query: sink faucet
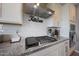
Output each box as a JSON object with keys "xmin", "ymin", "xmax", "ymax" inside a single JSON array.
[{"xmin": 16, "ymin": 30, "xmax": 21, "ymax": 38}]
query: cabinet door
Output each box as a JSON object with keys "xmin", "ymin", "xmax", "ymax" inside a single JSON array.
[
  {"xmin": 44, "ymin": 45, "xmax": 58, "ymax": 56},
  {"xmin": 64, "ymin": 40, "xmax": 69, "ymax": 56},
  {"xmin": 58, "ymin": 42, "xmax": 65, "ymax": 56},
  {"xmin": 29, "ymin": 45, "xmax": 58, "ymax": 56},
  {"xmin": 0, "ymin": 3, "xmax": 23, "ymax": 24},
  {"xmin": 29, "ymin": 40, "xmax": 69, "ymax": 56},
  {"xmin": 58, "ymin": 40, "xmax": 69, "ymax": 56},
  {"xmin": 69, "ymin": 5, "xmax": 76, "ymax": 24}
]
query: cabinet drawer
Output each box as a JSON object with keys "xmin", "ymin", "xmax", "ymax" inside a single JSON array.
[{"xmin": 30, "ymin": 45, "xmax": 58, "ymax": 56}]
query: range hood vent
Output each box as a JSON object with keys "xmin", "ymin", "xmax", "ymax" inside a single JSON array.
[{"xmin": 23, "ymin": 3, "xmax": 54, "ymax": 19}]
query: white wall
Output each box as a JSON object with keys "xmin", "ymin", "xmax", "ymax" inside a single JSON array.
[
  {"xmin": 0, "ymin": 3, "xmax": 62, "ymax": 38},
  {"xmin": 19, "ymin": 14, "xmax": 48, "ymax": 38},
  {"xmin": 0, "ymin": 15, "xmax": 56, "ymax": 43},
  {"xmin": 59, "ymin": 4, "xmax": 70, "ymax": 38},
  {"xmin": 0, "ymin": 4, "xmax": 71, "ymax": 41},
  {"xmin": 0, "ymin": 14, "xmax": 54, "ymax": 39},
  {"xmin": 47, "ymin": 16, "xmax": 54, "ymax": 27}
]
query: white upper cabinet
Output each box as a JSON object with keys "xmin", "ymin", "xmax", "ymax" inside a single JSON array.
[
  {"xmin": 69, "ymin": 4, "xmax": 76, "ymax": 24},
  {"xmin": 0, "ymin": 3, "xmax": 23, "ymax": 25},
  {"xmin": 47, "ymin": 4, "xmax": 62, "ymax": 27}
]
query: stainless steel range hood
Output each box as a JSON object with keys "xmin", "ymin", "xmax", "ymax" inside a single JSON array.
[{"xmin": 23, "ymin": 3, "xmax": 54, "ymax": 19}]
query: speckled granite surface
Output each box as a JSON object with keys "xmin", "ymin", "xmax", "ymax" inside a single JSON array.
[
  {"xmin": 0, "ymin": 37, "xmax": 69, "ymax": 56},
  {"xmin": 0, "ymin": 38, "xmax": 25, "ymax": 56}
]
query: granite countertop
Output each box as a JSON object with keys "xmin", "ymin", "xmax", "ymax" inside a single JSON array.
[
  {"xmin": 0, "ymin": 36, "xmax": 69, "ymax": 56},
  {"xmin": 21, "ymin": 36, "xmax": 69, "ymax": 56}
]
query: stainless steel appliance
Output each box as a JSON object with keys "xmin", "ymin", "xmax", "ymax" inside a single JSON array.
[
  {"xmin": 25, "ymin": 36, "xmax": 57, "ymax": 49},
  {"xmin": 69, "ymin": 24, "xmax": 76, "ymax": 48},
  {"xmin": 47, "ymin": 27, "xmax": 60, "ymax": 40}
]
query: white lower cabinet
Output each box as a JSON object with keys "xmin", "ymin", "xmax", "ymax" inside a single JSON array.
[
  {"xmin": 57, "ymin": 40, "xmax": 69, "ymax": 56},
  {"xmin": 29, "ymin": 40, "xmax": 69, "ymax": 56},
  {"xmin": 58, "ymin": 41, "xmax": 66, "ymax": 56},
  {"xmin": 30, "ymin": 45, "xmax": 58, "ymax": 56},
  {"xmin": 64, "ymin": 40, "xmax": 69, "ymax": 56}
]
